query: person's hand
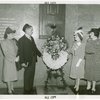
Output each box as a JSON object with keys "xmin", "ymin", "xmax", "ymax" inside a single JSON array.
[
  {"xmin": 21, "ymin": 63, "xmax": 28, "ymax": 68},
  {"xmin": 15, "ymin": 56, "xmax": 19, "ymax": 62},
  {"xmin": 76, "ymin": 59, "xmax": 82, "ymax": 67}
]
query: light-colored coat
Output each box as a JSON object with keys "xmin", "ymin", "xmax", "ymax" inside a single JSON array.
[
  {"xmin": 70, "ymin": 42, "xmax": 85, "ymax": 79},
  {"xmin": 1, "ymin": 39, "xmax": 18, "ymax": 82}
]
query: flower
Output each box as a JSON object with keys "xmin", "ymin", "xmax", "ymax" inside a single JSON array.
[{"xmin": 42, "ymin": 35, "xmax": 68, "ymax": 60}]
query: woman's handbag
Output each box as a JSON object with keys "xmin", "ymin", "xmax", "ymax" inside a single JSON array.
[
  {"xmin": 15, "ymin": 61, "xmax": 22, "ymax": 71},
  {"xmin": 15, "ymin": 56, "xmax": 22, "ymax": 71}
]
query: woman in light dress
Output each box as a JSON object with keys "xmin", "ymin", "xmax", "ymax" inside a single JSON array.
[
  {"xmin": 1, "ymin": 27, "xmax": 18, "ymax": 94},
  {"xmin": 69, "ymin": 28, "xmax": 85, "ymax": 94}
]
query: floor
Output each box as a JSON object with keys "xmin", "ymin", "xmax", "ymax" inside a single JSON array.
[
  {"xmin": 0, "ymin": 85, "xmax": 100, "ymax": 95},
  {"xmin": 36, "ymin": 85, "xmax": 74, "ymax": 95},
  {"xmin": 0, "ymin": 85, "xmax": 73, "ymax": 95},
  {"xmin": 70, "ymin": 85, "xmax": 100, "ymax": 95}
]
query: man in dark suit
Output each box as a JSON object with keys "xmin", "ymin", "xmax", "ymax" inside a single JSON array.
[{"xmin": 18, "ymin": 24, "xmax": 42, "ymax": 94}]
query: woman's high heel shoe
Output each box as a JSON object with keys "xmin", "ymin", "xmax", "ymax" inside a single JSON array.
[
  {"xmin": 74, "ymin": 88, "xmax": 79, "ymax": 94},
  {"xmin": 12, "ymin": 90, "xmax": 15, "ymax": 94},
  {"xmin": 74, "ymin": 90, "xmax": 79, "ymax": 95},
  {"xmin": 8, "ymin": 91, "xmax": 13, "ymax": 94},
  {"xmin": 91, "ymin": 89, "xmax": 96, "ymax": 94},
  {"xmin": 74, "ymin": 85, "xmax": 77, "ymax": 89},
  {"xmin": 86, "ymin": 88, "xmax": 91, "ymax": 94}
]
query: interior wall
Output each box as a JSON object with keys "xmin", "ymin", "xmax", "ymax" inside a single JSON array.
[{"xmin": 0, "ymin": 4, "xmax": 100, "ymax": 88}]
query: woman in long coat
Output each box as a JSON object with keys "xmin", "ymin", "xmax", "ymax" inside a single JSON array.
[
  {"xmin": 1, "ymin": 27, "xmax": 18, "ymax": 94},
  {"xmin": 70, "ymin": 28, "xmax": 85, "ymax": 94},
  {"xmin": 85, "ymin": 28, "xmax": 100, "ymax": 93}
]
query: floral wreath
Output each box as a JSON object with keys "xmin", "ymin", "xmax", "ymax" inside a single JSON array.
[{"xmin": 42, "ymin": 34, "xmax": 69, "ymax": 70}]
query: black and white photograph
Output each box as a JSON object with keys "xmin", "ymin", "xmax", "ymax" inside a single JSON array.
[{"xmin": 0, "ymin": 0, "xmax": 100, "ymax": 100}]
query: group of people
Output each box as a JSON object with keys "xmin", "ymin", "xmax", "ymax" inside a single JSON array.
[
  {"xmin": 1, "ymin": 23, "xmax": 100, "ymax": 95},
  {"xmin": 0, "ymin": 24, "xmax": 42, "ymax": 94},
  {"xmin": 69, "ymin": 27, "xmax": 100, "ymax": 94}
]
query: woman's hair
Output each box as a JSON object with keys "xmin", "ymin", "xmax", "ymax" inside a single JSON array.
[
  {"xmin": 88, "ymin": 28, "xmax": 100, "ymax": 38},
  {"xmin": 22, "ymin": 24, "xmax": 32, "ymax": 32},
  {"xmin": 4, "ymin": 27, "xmax": 16, "ymax": 39},
  {"xmin": 77, "ymin": 33, "xmax": 83, "ymax": 41}
]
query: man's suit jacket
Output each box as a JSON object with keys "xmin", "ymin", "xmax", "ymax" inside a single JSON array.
[{"xmin": 18, "ymin": 35, "xmax": 41, "ymax": 65}]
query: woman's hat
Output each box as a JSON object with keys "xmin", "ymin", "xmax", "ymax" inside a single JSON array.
[
  {"xmin": 88, "ymin": 28, "xmax": 99, "ymax": 34},
  {"xmin": 88, "ymin": 28, "xmax": 100, "ymax": 38},
  {"xmin": 74, "ymin": 27, "xmax": 84, "ymax": 41},
  {"xmin": 74, "ymin": 27, "xmax": 83, "ymax": 37},
  {"xmin": 5, "ymin": 27, "xmax": 16, "ymax": 34}
]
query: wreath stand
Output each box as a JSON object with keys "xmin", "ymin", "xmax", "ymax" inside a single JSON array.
[
  {"xmin": 42, "ymin": 51, "xmax": 68, "ymax": 93},
  {"xmin": 44, "ymin": 67, "xmax": 67, "ymax": 90}
]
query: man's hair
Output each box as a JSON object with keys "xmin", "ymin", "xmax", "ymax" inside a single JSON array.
[{"xmin": 22, "ymin": 24, "xmax": 32, "ymax": 32}]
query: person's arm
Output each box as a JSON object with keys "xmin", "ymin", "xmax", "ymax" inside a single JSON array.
[
  {"xmin": 76, "ymin": 44, "xmax": 85, "ymax": 67},
  {"xmin": 68, "ymin": 43, "xmax": 75, "ymax": 55},
  {"xmin": 0, "ymin": 43, "xmax": 5, "ymax": 57},
  {"xmin": 18, "ymin": 39, "xmax": 29, "ymax": 67},
  {"xmin": 32, "ymin": 37, "xmax": 42, "ymax": 57},
  {"xmin": 76, "ymin": 59, "xmax": 82, "ymax": 67},
  {"xmin": 85, "ymin": 41, "xmax": 95, "ymax": 54},
  {"xmin": 36, "ymin": 47, "xmax": 42, "ymax": 57},
  {"xmin": 18, "ymin": 39, "xmax": 25, "ymax": 64}
]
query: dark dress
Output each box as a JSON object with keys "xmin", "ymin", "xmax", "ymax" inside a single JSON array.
[
  {"xmin": 18, "ymin": 35, "xmax": 41, "ymax": 94},
  {"xmin": 85, "ymin": 39, "xmax": 100, "ymax": 81}
]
